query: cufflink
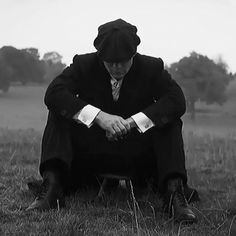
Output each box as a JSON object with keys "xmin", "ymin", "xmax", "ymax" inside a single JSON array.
[{"xmin": 81, "ymin": 116, "xmax": 87, "ymax": 123}]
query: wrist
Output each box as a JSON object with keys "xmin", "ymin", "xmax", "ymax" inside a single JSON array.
[
  {"xmin": 94, "ymin": 110, "xmax": 103, "ymax": 124},
  {"xmin": 127, "ymin": 117, "xmax": 137, "ymax": 129}
]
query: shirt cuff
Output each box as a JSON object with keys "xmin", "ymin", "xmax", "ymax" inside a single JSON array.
[
  {"xmin": 73, "ymin": 104, "xmax": 101, "ymax": 128},
  {"xmin": 131, "ymin": 112, "xmax": 155, "ymax": 133}
]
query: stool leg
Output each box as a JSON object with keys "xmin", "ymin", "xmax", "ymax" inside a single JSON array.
[{"xmin": 98, "ymin": 178, "xmax": 108, "ymax": 199}]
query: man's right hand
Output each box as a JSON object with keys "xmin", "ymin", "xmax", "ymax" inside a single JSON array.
[{"xmin": 94, "ymin": 111, "xmax": 131, "ymax": 140}]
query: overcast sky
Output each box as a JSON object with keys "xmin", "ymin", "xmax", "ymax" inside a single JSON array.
[{"xmin": 1, "ymin": 0, "xmax": 235, "ymax": 72}]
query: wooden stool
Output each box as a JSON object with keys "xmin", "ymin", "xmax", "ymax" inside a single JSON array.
[
  {"xmin": 98, "ymin": 173, "xmax": 139, "ymax": 233},
  {"xmin": 97, "ymin": 174, "xmax": 133, "ymax": 199}
]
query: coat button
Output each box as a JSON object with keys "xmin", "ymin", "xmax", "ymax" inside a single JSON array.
[
  {"xmin": 61, "ymin": 110, "xmax": 67, "ymax": 116},
  {"xmin": 161, "ymin": 117, "xmax": 168, "ymax": 124}
]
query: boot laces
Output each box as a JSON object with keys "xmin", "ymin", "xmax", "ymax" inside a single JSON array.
[
  {"xmin": 36, "ymin": 180, "xmax": 49, "ymax": 200},
  {"xmin": 173, "ymin": 189, "xmax": 188, "ymax": 207}
]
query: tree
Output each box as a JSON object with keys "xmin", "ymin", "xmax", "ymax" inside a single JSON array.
[
  {"xmin": 21, "ymin": 47, "xmax": 40, "ymax": 60},
  {"xmin": 169, "ymin": 52, "xmax": 233, "ymax": 120},
  {"xmin": 0, "ymin": 46, "xmax": 66, "ymax": 88},
  {"xmin": 0, "ymin": 56, "xmax": 11, "ymax": 92},
  {"xmin": 42, "ymin": 51, "xmax": 66, "ymax": 83},
  {"xmin": 20, "ymin": 48, "xmax": 45, "ymax": 84},
  {"xmin": 226, "ymin": 73, "xmax": 236, "ymax": 99},
  {"xmin": 0, "ymin": 46, "xmax": 45, "ymax": 85},
  {"xmin": 43, "ymin": 51, "xmax": 63, "ymax": 64}
]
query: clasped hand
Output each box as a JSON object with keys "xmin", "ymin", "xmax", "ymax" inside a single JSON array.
[{"xmin": 94, "ymin": 111, "xmax": 135, "ymax": 141}]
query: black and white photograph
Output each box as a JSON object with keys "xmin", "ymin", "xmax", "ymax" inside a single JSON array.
[{"xmin": 0, "ymin": 0, "xmax": 236, "ymax": 235}]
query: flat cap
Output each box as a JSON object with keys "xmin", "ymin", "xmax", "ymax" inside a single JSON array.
[{"xmin": 94, "ymin": 19, "xmax": 141, "ymax": 62}]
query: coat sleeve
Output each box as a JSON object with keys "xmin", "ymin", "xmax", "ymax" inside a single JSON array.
[
  {"xmin": 44, "ymin": 55, "xmax": 88, "ymax": 120},
  {"xmin": 142, "ymin": 58, "xmax": 186, "ymax": 128}
]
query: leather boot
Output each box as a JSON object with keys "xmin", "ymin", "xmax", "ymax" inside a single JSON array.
[
  {"xmin": 26, "ymin": 170, "xmax": 65, "ymax": 211},
  {"xmin": 164, "ymin": 178, "xmax": 197, "ymax": 223}
]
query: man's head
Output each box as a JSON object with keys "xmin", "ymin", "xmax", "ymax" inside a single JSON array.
[
  {"xmin": 94, "ymin": 19, "xmax": 140, "ymax": 62},
  {"xmin": 103, "ymin": 57, "xmax": 134, "ymax": 80},
  {"xmin": 94, "ymin": 19, "xmax": 140, "ymax": 78}
]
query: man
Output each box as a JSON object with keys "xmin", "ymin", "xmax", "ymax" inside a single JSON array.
[{"xmin": 27, "ymin": 19, "xmax": 198, "ymax": 223}]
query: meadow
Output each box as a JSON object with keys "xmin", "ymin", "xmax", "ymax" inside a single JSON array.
[{"xmin": 0, "ymin": 85, "xmax": 236, "ymax": 235}]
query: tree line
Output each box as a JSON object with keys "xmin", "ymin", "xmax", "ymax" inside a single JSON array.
[
  {"xmin": 0, "ymin": 46, "xmax": 65, "ymax": 92},
  {"xmin": 167, "ymin": 52, "xmax": 235, "ymax": 119},
  {"xmin": 0, "ymin": 46, "xmax": 235, "ymax": 119}
]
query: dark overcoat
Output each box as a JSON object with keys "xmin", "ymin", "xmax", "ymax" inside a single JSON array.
[{"xmin": 40, "ymin": 52, "xmax": 186, "ymax": 181}]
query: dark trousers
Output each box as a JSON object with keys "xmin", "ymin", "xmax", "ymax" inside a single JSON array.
[{"xmin": 40, "ymin": 112, "xmax": 187, "ymax": 193}]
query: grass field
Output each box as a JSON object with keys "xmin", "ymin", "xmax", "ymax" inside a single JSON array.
[
  {"xmin": 1, "ymin": 85, "xmax": 236, "ymax": 235},
  {"xmin": 0, "ymin": 85, "xmax": 47, "ymax": 130}
]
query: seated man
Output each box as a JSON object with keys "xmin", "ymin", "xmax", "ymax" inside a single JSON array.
[{"xmin": 27, "ymin": 19, "xmax": 198, "ymax": 222}]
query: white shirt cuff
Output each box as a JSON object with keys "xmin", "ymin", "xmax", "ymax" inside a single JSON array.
[
  {"xmin": 131, "ymin": 112, "xmax": 155, "ymax": 133},
  {"xmin": 73, "ymin": 105, "xmax": 101, "ymax": 128}
]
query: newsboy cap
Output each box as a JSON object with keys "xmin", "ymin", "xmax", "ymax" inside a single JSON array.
[{"xmin": 94, "ymin": 19, "xmax": 141, "ymax": 62}]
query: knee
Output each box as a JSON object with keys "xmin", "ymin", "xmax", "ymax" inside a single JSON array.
[{"xmin": 150, "ymin": 119, "xmax": 183, "ymax": 137}]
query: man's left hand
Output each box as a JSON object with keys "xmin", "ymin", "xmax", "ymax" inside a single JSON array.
[{"xmin": 106, "ymin": 117, "xmax": 137, "ymax": 141}]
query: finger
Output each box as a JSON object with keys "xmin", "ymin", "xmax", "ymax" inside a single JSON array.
[
  {"xmin": 107, "ymin": 135, "xmax": 116, "ymax": 141},
  {"xmin": 106, "ymin": 131, "xmax": 117, "ymax": 142},
  {"xmin": 112, "ymin": 124, "xmax": 123, "ymax": 137},
  {"xmin": 107, "ymin": 127, "xmax": 119, "ymax": 138},
  {"xmin": 106, "ymin": 130, "xmax": 115, "ymax": 138},
  {"xmin": 120, "ymin": 119, "xmax": 131, "ymax": 132},
  {"xmin": 115, "ymin": 119, "xmax": 129, "ymax": 135},
  {"xmin": 107, "ymin": 125, "xmax": 116, "ymax": 133},
  {"xmin": 116, "ymin": 123, "xmax": 127, "ymax": 136},
  {"xmin": 106, "ymin": 131, "xmax": 112, "ymax": 138},
  {"xmin": 108, "ymin": 134, "xmax": 118, "ymax": 141},
  {"xmin": 106, "ymin": 127, "xmax": 119, "ymax": 140}
]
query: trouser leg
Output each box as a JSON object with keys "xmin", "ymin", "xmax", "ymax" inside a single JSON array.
[
  {"xmin": 40, "ymin": 112, "xmax": 74, "ymax": 176},
  {"xmin": 39, "ymin": 112, "xmax": 107, "ymax": 192},
  {"xmin": 39, "ymin": 112, "xmax": 92, "ymax": 192},
  {"xmin": 151, "ymin": 119, "xmax": 187, "ymax": 193},
  {"xmin": 39, "ymin": 112, "xmax": 187, "ymax": 194}
]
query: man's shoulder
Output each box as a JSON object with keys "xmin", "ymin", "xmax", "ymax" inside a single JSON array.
[
  {"xmin": 68, "ymin": 52, "xmax": 102, "ymax": 74},
  {"xmin": 135, "ymin": 53, "xmax": 164, "ymax": 71},
  {"xmin": 72, "ymin": 52, "xmax": 98, "ymax": 65}
]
